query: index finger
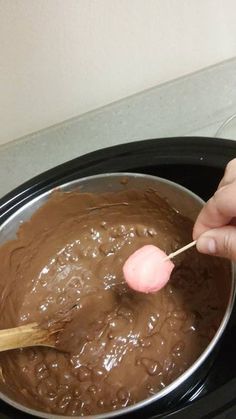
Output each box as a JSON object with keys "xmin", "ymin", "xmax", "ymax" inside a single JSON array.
[
  {"xmin": 219, "ymin": 158, "xmax": 236, "ymax": 188},
  {"xmin": 193, "ymin": 183, "xmax": 236, "ymax": 239}
]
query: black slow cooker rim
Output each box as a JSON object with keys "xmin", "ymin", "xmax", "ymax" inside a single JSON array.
[{"xmin": 1, "ymin": 136, "xmax": 235, "ymax": 222}]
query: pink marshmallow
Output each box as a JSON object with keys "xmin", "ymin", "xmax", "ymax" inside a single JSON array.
[{"xmin": 123, "ymin": 244, "xmax": 175, "ymax": 293}]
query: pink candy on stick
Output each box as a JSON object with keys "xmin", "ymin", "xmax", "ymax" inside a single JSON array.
[
  {"xmin": 123, "ymin": 245, "xmax": 174, "ymax": 293},
  {"xmin": 123, "ymin": 241, "xmax": 196, "ymax": 293}
]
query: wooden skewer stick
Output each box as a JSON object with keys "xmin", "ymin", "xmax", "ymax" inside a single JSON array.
[{"xmin": 163, "ymin": 240, "xmax": 197, "ymax": 262}]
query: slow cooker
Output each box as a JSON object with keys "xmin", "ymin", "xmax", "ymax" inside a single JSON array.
[{"xmin": 1, "ymin": 136, "xmax": 236, "ymax": 419}]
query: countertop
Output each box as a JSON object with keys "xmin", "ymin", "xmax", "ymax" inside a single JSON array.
[{"xmin": 1, "ymin": 57, "xmax": 236, "ymax": 199}]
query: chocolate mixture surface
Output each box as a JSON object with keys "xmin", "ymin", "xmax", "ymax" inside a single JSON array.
[{"xmin": 0, "ymin": 189, "xmax": 229, "ymax": 416}]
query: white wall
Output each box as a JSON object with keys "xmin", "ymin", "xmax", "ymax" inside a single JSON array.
[{"xmin": 1, "ymin": 0, "xmax": 236, "ymax": 145}]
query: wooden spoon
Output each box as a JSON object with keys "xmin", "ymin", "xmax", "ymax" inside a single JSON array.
[{"xmin": 0, "ymin": 322, "xmax": 59, "ymax": 352}]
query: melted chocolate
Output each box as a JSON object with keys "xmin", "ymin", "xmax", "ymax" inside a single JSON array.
[{"xmin": 0, "ymin": 189, "xmax": 229, "ymax": 416}]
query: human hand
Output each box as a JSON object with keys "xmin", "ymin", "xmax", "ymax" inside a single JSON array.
[{"xmin": 193, "ymin": 158, "xmax": 236, "ymax": 260}]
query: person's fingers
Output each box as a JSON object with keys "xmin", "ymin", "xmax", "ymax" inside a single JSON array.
[
  {"xmin": 193, "ymin": 182, "xmax": 236, "ymax": 240},
  {"xmin": 196, "ymin": 225, "xmax": 236, "ymax": 261},
  {"xmin": 218, "ymin": 158, "xmax": 236, "ymax": 188},
  {"xmin": 193, "ymin": 159, "xmax": 236, "ymax": 260}
]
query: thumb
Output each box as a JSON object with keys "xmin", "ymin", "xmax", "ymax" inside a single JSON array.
[{"xmin": 196, "ymin": 226, "xmax": 236, "ymax": 261}]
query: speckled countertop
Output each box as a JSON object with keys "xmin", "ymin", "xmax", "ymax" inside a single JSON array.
[{"xmin": 1, "ymin": 57, "xmax": 236, "ymax": 199}]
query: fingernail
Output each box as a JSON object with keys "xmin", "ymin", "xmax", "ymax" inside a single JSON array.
[{"xmin": 197, "ymin": 236, "xmax": 216, "ymax": 254}]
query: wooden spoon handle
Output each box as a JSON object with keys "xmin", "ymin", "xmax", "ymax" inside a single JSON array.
[{"xmin": 0, "ymin": 323, "xmax": 53, "ymax": 352}]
